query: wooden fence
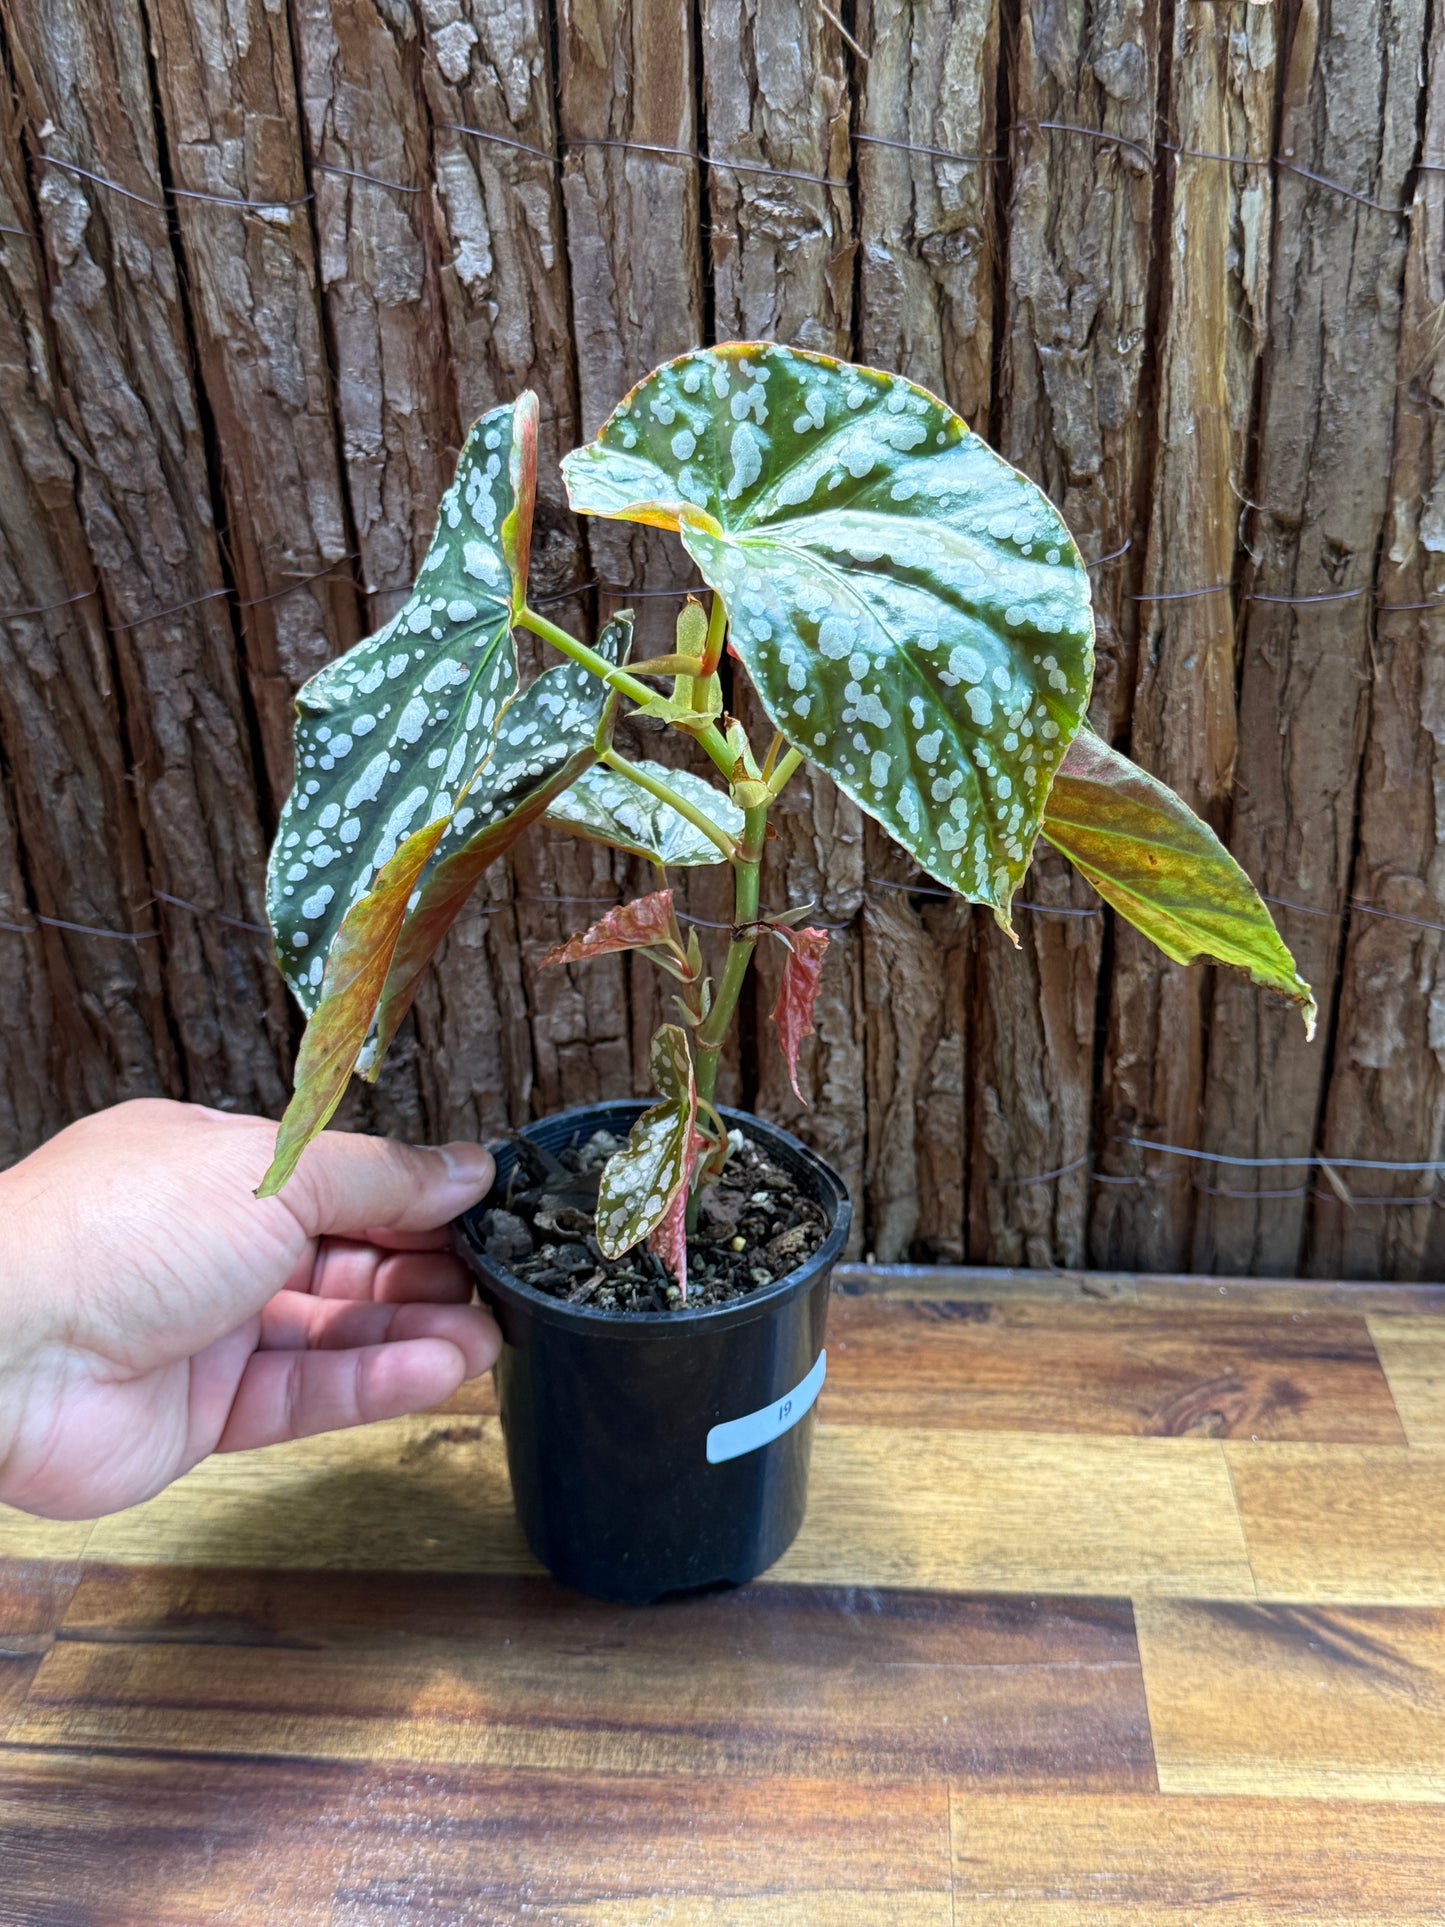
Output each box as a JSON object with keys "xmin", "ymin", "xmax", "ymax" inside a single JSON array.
[{"xmin": 0, "ymin": 0, "xmax": 1442, "ymax": 1278}]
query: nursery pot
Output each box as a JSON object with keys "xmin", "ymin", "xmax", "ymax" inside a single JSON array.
[{"xmin": 454, "ymin": 1100, "xmax": 851, "ymax": 1604}]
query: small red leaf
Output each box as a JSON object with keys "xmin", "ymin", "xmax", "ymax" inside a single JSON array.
[
  {"xmin": 540, "ymin": 888, "xmax": 676, "ymax": 967},
  {"xmin": 769, "ymin": 926, "xmax": 830, "ymax": 1105}
]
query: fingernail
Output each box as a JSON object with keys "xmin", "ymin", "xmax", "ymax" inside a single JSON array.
[{"xmin": 434, "ymin": 1141, "xmax": 495, "ymax": 1192}]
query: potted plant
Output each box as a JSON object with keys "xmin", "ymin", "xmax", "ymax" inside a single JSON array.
[{"xmin": 260, "ymin": 342, "xmax": 1313, "ymax": 1603}]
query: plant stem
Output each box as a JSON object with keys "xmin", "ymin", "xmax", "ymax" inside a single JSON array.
[
  {"xmin": 599, "ymin": 748, "xmax": 737, "ymax": 861},
  {"xmin": 516, "ymin": 606, "xmax": 657, "ymax": 710},
  {"xmin": 768, "ymin": 745, "xmax": 805, "ymax": 795},
  {"xmin": 699, "ymin": 590, "xmax": 728, "ymax": 682},
  {"xmin": 693, "ymin": 797, "xmax": 768, "ymax": 1111}
]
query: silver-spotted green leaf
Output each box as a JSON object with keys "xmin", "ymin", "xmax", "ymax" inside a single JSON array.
[
  {"xmin": 269, "ymin": 393, "xmax": 537, "ymax": 1016},
  {"xmin": 561, "ymin": 342, "xmax": 1094, "ymax": 921},
  {"xmin": 366, "ymin": 617, "xmax": 632, "ymax": 1066},
  {"xmin": 544, "ymin": 760, "xmax": 743, "ymax": 867},
  {"xmin": 595, "ymin": 1024, "xmax": 697, "ymax": 1259},
  {"xmin": 1042, "ymin": 727, "xmax": 1317, "ymax": 1036}
]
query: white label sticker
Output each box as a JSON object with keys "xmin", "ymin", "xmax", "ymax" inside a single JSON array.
[{"xmin": 706, "ymin": 1351, "xmax": 826, "ymax": 1465}]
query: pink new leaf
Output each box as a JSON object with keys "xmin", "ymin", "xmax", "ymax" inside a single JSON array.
[
  {"xmin": 769, "ymin": 926, "xmax": 830, "ymax": 1104},
  {"xmin": 647, "ymin": 1122, "xmax": 706, "ymax": 1303},
  {"xmin": 539, "ymin": 888, "xmax": 677, "ymax": 967}
]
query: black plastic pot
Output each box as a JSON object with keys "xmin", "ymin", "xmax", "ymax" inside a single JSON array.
[{"xmin": 453, "ymin": 1100, "xmax": 851, "ymax": 1604}]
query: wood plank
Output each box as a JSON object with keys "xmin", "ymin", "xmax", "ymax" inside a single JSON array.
[
  {"xmin": 835, "ymin": 1262, "xmax": 1445, "ymax": 1315},
  {"xmin": 967, "ymin": 0, "xmax": 1159, "ymax": 1270},
  {"xmin": 2, "ymin": 0, "xmax": 293, "ymax": 1114},
  {"xmin": 0, "ymin": 1557, "xmax": 87, "ymax": 1740},
  {"xmin": 26, "ymin": 1413, "xmax": 1250, "ymax": 1596},
  {"xmin": 1308, "ymin": 0, "xmax": 1445, "ymax": 1284},
  {"xmin": 0, "ymin": 1752, "xmax": 951, "ymax": 1927},
  {"xmin": 79, "ymin": 1415, "xmax": 532, "ymax": 1575},
  {"xmin": 1193, "ymin": 0, "xmax": 1429, "ymax": 1276},
  {"xmin": 854, "ymin": 0, "xmax": 999, "ymax": 429},
  {"xmin": 1091, "ymin": 3, "xmax": 1277, "ymax": 1269},
  {"xmin": 1369, "ymin": 1316, "xmax": 1445, "ymax": 1445},
  {"xmin": 780, "ymin": 1427, "xmax": 1253, "ymax": 1596},
  {"xmin": 144, "ymin": 0, "xmax": 364, "ymax": 802},
  {"xmin": 823, "ymin": 1297, "xmax": 1406, "ymax": 1441},
  {"xmin": 1227, "ymin": 1442, "xmax": 1445, "ymax": 1603},
  {"xmin": 0, "ymin": 100, "xmax": 171, "ymax": 1146},
  {"xmin": 16, "ymin": 1570, "xmax": 1151, "ymax": 1787},
  {"xmin": 950, "ymin": 1791, "xmax": 1445, "ymax": 1925},
  {"xmin": 1137, "ymin": 1597, "xmax": 1445, "ymax": 1800}
]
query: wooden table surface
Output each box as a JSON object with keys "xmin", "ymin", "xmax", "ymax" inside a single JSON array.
[{"xmin": 5, "ymin": 1264, "xmax": 1445, "ymax": 1924}]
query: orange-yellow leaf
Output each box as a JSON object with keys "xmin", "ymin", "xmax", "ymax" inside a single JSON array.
[
  {"xmin": 1042, "ymin": 727, "xmax": 1316, "ymax": 1035},
  {"xmin": 257, "ymin": 817, "xmax": 449, "ymax": 1198}
]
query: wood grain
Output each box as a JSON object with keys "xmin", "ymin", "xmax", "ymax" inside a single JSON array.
[
  {"xmin": 143, "ymin": 0, "xmax": 364, "ymax": 802},
  {"xmin": 0, "ymin": 96, "xmax": 170, "ymax": 1147},
  {"xmin": 1227, "ymin": 1442, "xmax": 1445, "ymax": 1603},
  {"xmin": 1194, "ymin": 0, "xmax": 1429, "ymax": 1277},
  {"xmin": 778, "ymin": 1426, "xmax": 1254, "ymax": 1596},
  {"xmin": 13, "ymin": 1570, "xmax": 1151, "ymax": 1787},
  {"xmin": 12, "ymin": 1409, "xmax": 1251, "ymax": 1599},
  {"xmin": 1309, "ymin": 0, "xmax": 1445, "ymax": 1285},
  {"xmin": 835, "ymin": 1263, "xmax": 1445, "ymax": 1315},
  {"xmin": 1137, "ymin": 1597, "xmax": 1445, "ymax": 1799},
  {"xmin": 823, "ymin": 1296, "xmax": 1407, "ymax": 1441},
  {"xmin": 0, "ymin": 1752, "xmax": 952, "ymax": 1927},
  {"xmin": 951, "ymin": 1791, "xmax": 1445, "ymax": 1925},
  {"xmin": 1369, "ymin": 1316, "xmax": 1445, "ymax": 1445},
  {"xmin": 854, "ymin": 0, "xmax": 999, "ymax": 429},
  {"xmin": 1, "ymin": 0, "xmax": 293, "ymax": 1115},
  {"xmin": 1091, "ymin": 3, "xmax": 1276, "ymax": 1268}
]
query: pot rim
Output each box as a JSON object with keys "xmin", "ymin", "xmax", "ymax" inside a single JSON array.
[{"xmin": 453, "ymin": 1099, "xmax": 851, "ymax": 1338}]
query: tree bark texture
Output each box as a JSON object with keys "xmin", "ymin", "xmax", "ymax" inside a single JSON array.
[
  {"xmin": 2, "ymin": 0, "xmax": 1444, "ymax": 1281},
  {"xmin": 1193, "ymin": 0, "xmax": 1426, "ymax": 1276}
]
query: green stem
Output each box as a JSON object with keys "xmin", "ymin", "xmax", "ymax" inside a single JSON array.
[
  {"xmin": 693, "ymin": 798, "xmax": 767, "ymax": 1112},
  {"xmin": 768, "ymin": 746, "xmax": 805, "ymax": 795},
  {"xmin": 599, "ymin": 748, "xmax": 737, "ymax": 862},
  {"xmin": 686, "ymin": 796, "xmax": 767, "ymax": 1236},
  {"xmin": 697, "ymin": 590, "xmax": 728, "ymax": 688},
  {"xmin": 517, "ymin": 605, "xmax": 657, "ymax": 710}
]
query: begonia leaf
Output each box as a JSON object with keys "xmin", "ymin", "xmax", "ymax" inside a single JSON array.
[
  {"xmin": 257, "ymin": 816, "xmax": 448, "ymax": 1197},
  {"xmin": 368, "ymin": 617, "xmax": 633, "ymax": 1067},
  {"xmin": 768, "ymin": 926, "xmax": 831, "ymax": 1104},
  {"xmin": 544, "ymin": 762, "xmax": 743, "ymax": 868},
  {"xmin": 263, "ymin": 619, "xmax": 631, "ymax": 1189},
  {"xmin": 1041, "ymin": 727, "xmax": 1316, "ymax": 1035},
  {"xmin": 595, "ymin": 1025, "xmax": 697, "ymax": 1260},
  {"xmin": 539, "ymin": 887, "xmax": 678, "ymax": 968},
  {"xmin": 561, "ymin": 342, "xmax": 1094, "ymax": 924},
  {"xmin": 269, "ymin": 394, "xmax": 537, "ymax": 1017},
  {"xmin": 648, "ymin": 1120, "xmax": 707, "ymax": 1301}
]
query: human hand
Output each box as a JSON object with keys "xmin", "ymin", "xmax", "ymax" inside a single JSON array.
[{"xmin": 0, "ymin": 1100, "xmax": 500, "ymax": 1519}]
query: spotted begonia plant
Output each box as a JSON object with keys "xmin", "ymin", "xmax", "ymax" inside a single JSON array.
[{"xmin": 261, "ymin": 343, "xmax": 1314, "ymax": 1296}]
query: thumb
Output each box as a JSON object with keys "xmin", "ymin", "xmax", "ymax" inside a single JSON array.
[{"xmin": 278, "ymin": 1131, "xmax": 495, "ymax": 1238}]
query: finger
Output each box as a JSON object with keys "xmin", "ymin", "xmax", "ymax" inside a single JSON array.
[
  {"xmin": 256, "ymin": 1291, "xmax": 499, "ymax": 1375},
  {"xmin": 279, "ymin": 1135, "xmax": 495, "ymax": 1240},
  {"xmin": 303, "ymin": 1242, "xmax": 474, "ymax": 1303},
  {"xmin": 216, "ymin": 1337, "xmax": 491, "ymax": 1453}
]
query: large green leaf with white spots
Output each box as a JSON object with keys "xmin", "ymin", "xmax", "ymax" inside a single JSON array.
[
  {"xmin": 1042, "ymin": 727, "xmax": 1317, "ymax": 1036},
  {"xmin": 561, "ymin": 343, "xmax": 1094, "ymax": 923},
  {"xmin": 367, "ymin": 617, "xmax": 633, "ymax": 1067},
  {"xmin": 544, "ymin": 760, "xmax": 742, "ymax": 868},
  {"xmin": 259, "ymin": 619, "xmax": 632, "ymax": 1195},
  {"xmin": 269, "ymin": 393, "xmax": 538, "ymax": 1016}
]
